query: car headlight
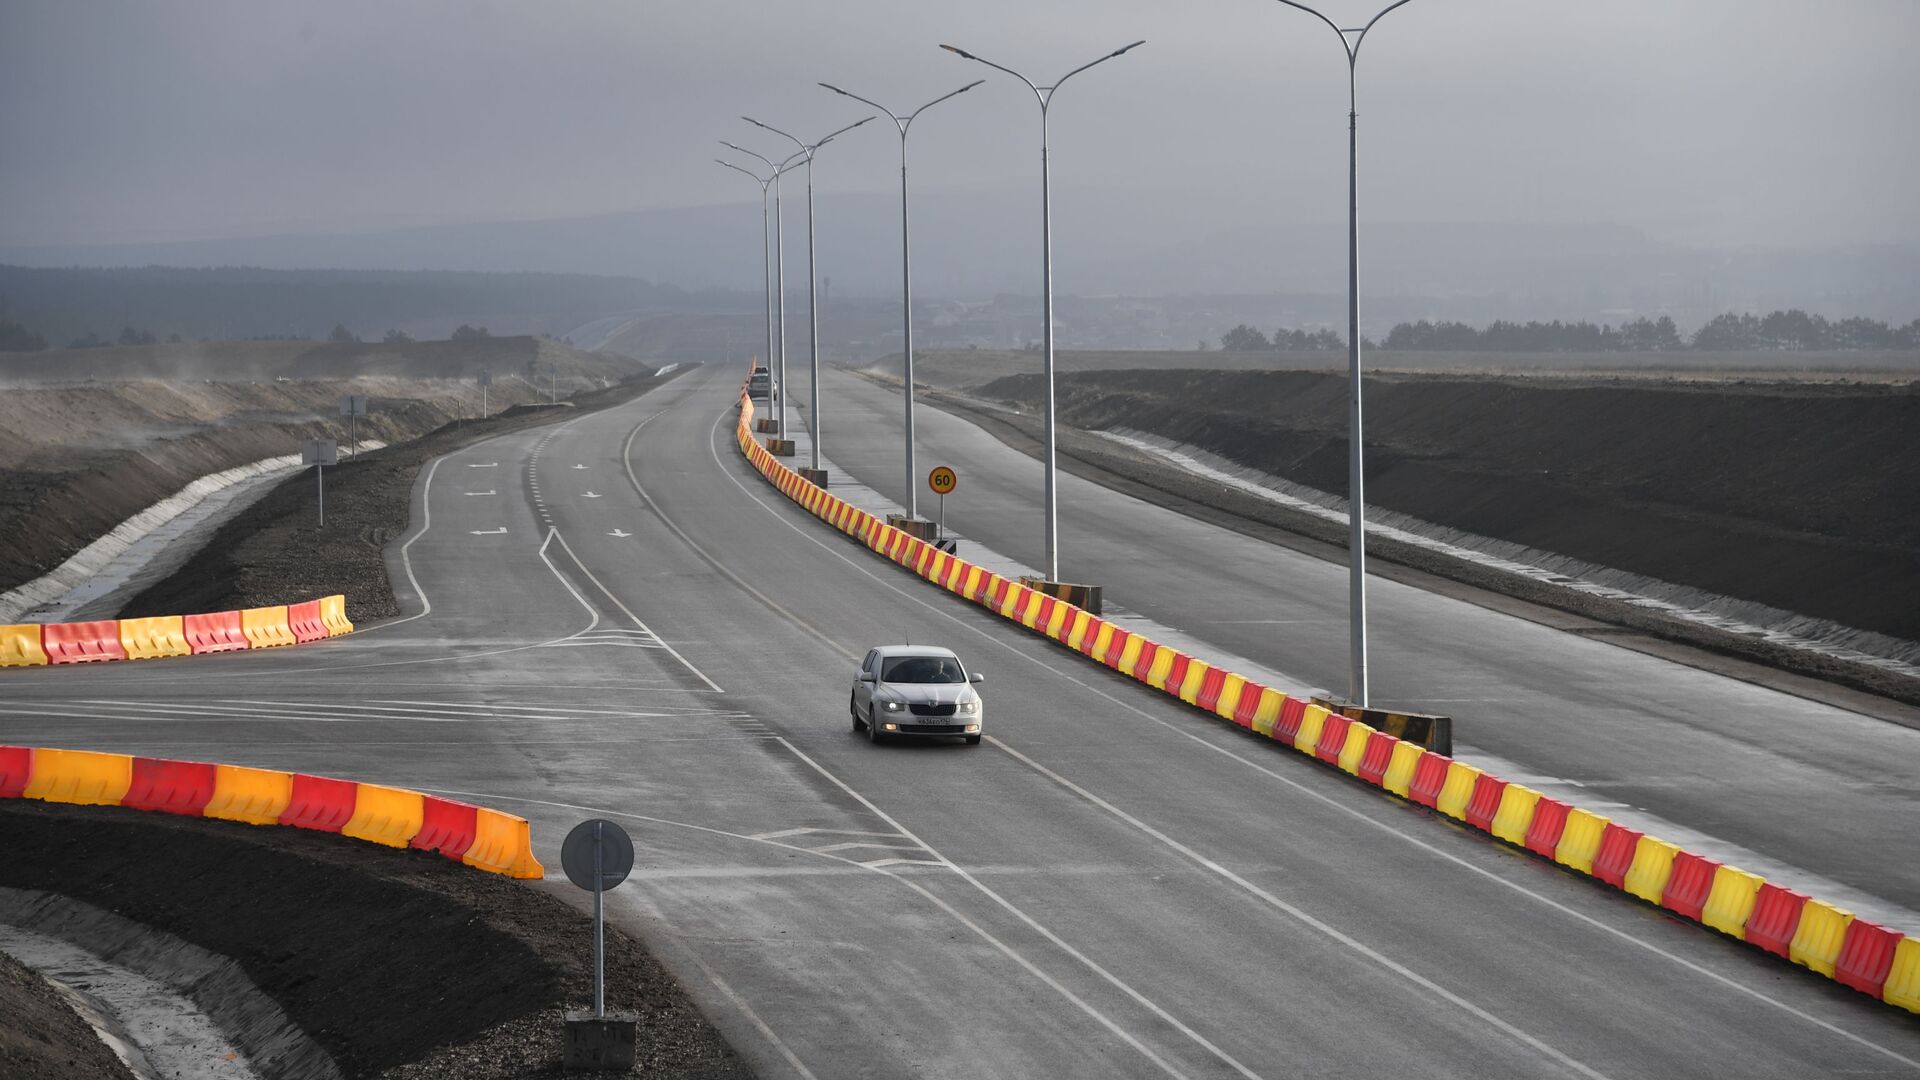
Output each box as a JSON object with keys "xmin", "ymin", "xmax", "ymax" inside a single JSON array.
[
  {"xmin": 882, "ymin": 700, "xmax": 904, "ymax": 712},
  {"xmin": 957, "ymin": 700, "xmax": 979, "ymax": 715}
]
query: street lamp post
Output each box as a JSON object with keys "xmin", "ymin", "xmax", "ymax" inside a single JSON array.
[
  {"xmin": 713, "ymin": 159, "xmax": 777, "ymax": 394},
  {"xmin": 1267, "ymin": 0, "xmax": 1416, "ymax": 708},
  {"xmin": 741, "ymin": 115, "xmax": 876, "ymax": 480},
  {"xmin": 721, "ymin": 143, "xmax": 808, "ymax": 440},
  {"xmin": 818, "ymin": 79, "xmax": 984, "ymax": 521},
  {"xmin": 940, "ymin": 40, "xmax": 1144, "ymax": 583}
]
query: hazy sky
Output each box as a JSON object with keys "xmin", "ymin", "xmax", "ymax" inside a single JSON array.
[{"xmin": 3, "ymin": 0, "xmax": 1917, "ymax": 251}]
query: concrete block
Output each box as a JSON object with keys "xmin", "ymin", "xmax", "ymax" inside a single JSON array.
[
  {"xmin": 799, "ymin": 467, "xmax": 829, "ymax": 487},
  {"xmin": 564, "ymin": 1010, "xmax": 638, "ymax": 1072}
]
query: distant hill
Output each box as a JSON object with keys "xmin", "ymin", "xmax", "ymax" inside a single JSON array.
[
  {"xmin": 0, "ymin": 265, "xmax": 705, "ymax": 348},
  {"xmin": 5, "ymin": 193, "xmax": 1918, "ymax": 328},
  {"xmin": 0, "ymin": 334, "xmax": 649, "ymax": 385}
]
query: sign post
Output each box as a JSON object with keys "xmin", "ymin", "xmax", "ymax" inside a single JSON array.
[
  {"xmin": 339, "ymin": 395, "xmax": 368, "ymax": 457},
  {"xmin": 928, "ymin": 466, "xmax": 958, "ymax": 540},
  {"xmin": 302, "ymin": 439, "xmax": 337, "ymax": 527},
  {"xmin": 561, "ymin": 818, "xmax": 638, "ymax": 1070},
  {"xmin": 479, "ymin": 369, "xmax": 491, "ymax": 418}
]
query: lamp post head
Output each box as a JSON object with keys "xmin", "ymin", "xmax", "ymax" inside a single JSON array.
[
  {"xmin": 939, "ymin": 44, "xmax": 976, "ymax": 60},
  {"xmin": 1111, "ymin": 40, "xmax": 1146, "ymax": 57}
]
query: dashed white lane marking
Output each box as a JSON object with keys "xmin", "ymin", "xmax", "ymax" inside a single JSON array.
[
  {"xmin": 430, "ymin": 782, "xmax": 1201, "ymax": 1080},
  {"xmin": 465, "ymin": 462, "xmax": 498, "ymax": 468},
  {"xmin": 988, "ymin": 736, "xmax": 1614, "ymax": 1080},
  {"xmin": 705, "ymin": 408, "xmax": 1920, "ymax": 1072},
  {"xmin": 465, "ymin": 490, "xmax": 496, "ymax": 496}
]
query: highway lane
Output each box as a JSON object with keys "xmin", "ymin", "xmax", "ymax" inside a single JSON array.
[
  {"xmin": 3, "ymin": 365, "xmax": 1918, "ymax": 1078},
  {"xmin": 812, "ymin": 366, "xmax": 1920, "ymax": 917}
]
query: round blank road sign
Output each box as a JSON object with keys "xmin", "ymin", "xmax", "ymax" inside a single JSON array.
[
  {"xmin": 928, "ymin": 466, "xmax": 958, "ymax": 495},
  {"xmin": 561, "ymin": 818, "xmax": 635, "ymax": 892}
]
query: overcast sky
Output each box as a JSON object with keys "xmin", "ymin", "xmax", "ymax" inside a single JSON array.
[{"xmin": 3, "ymin": 0, "xmax": 1917, "ymax": 252}]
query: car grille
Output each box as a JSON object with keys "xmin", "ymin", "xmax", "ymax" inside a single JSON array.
[
  {"xmin": 898, "ymin": 723, "xmax": 967, "ymax": 734},
  {"xmin": 908, "ymin": 703, "xmax": 957, "ymax": 717}
]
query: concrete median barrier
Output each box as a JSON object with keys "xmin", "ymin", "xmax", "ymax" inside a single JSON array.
[
  {"xmin": 184, "ymin": 609, "xmax": 250, "ymax": 653},
  {"xmin": 6, "ymin": 595, "xmax": 352, "ymax": 672},
  {"xmin": 119, "ymin": 614, "xmax": 191, "ymax": 660},
  {"xmin": 204, "ymin": 764, "xmax": 295, "ymax": 825},
  {"xmin": 22, "ymin": 748, "xmax": 132, "ymax": 806},
  {"xmin": 464, "ymin": 807, "xmax": 546, "ymax": 879},
  {"xmin": 4, "ymin": 746, "xmax": 541, "ymax": 880},
  {"xmin": 728, "ymin": 361, "xmax": 1920, "ymax": 1014},
  {"xmin": 279, "ymin": 772, "xmax": 359, "ymax": 832},
  {"xmin": 122, "ymin": 757, "xmax": 217, "ymax": 816},
  {"xmin": 341, "ymin": 783, "xmax": 426, "ymax": 848},
  {"xmin": 1, "ymin": 623, "xmax": 48, "ymax": 667},
  {"xmin": 42, "ymin": 619, "xmax": 128, "ymax": 663},
  {"xmin": 1, "ymin": 746, "xmax": 31, "ymax": 798},
  {"xmin": 287, "ymin": 599, "xmax": 329, "ymax": 643},
  {"xmin": 242, "ymin": 605, "xmax": 298, "ymax": 648}
]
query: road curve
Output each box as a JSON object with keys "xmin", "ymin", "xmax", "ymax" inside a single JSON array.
[{"xmin": 2, "ymin": 365, "xmax": 1916, "ymax": 1079}]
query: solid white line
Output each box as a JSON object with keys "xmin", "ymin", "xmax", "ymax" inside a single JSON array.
[
  {"xmin": 351, "ymin": 455, "xmax": 442, "ymax": 634},
  {"xmin": 772, "ymin": 737, "xmax": 1252, "ymax": 1080},
  {"xmin": 679, "ymin": 951, "xmax": 823, "ymax": 1080},
  {"xmin": 710, "ymin": 402, "xmax": 1920, "ymax": 1070},
  {"xmin": 364, "ymin": 698, "xmax": 731, "ymax": 719},
  {"xmin": 988, "ymin": 736, "xmax": 1612, "ymax": 1080},
  {"xmin": 547, "ymin": 527, "xmax": 723, "ymax": 694},
  {"xmin": 429, "ymin": 783, "xmax": 1194, "ymax": 1080}
]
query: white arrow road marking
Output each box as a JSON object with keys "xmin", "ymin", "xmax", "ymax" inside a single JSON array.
[
  {"xmin": 470, "ymin": 527, "xmax": 507, "ymax": 535},
  {"xmin": 609, "ymin": 529, "xmax": 632, "ymax": 537},
  {"xmin": 572, "ymin": 464, "xmax": 590, "ymax": 470},
  {"xmin": 466, "ymin": 462, "xmax": 498, "ymax": 468},
  {"xmin": 466, "ymin": 490, "xmax": 496, "ymax": 496},
  {"xmin": 582, "ymin": 491, "xmax": 603, "ymax": 498}
]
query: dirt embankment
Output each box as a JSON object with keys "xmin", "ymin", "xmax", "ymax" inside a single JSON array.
[
  {"xmin": 973, "ymin": 367, "xmax": 1920, "ymax": 647},
  {"xmin": 0, "ymin": 337, "xmax": 647, "ymax": 599},
  {"xmin": 117, "ymin": 369, "xmax": 678, "ymax": 622},
  {"xmin": 0, "ymin": 800, "xmax": 749, "ymax": 1079},
  {"xmin": 0, "ymin": 947, "xmax": 137, "ymax": 1080}
]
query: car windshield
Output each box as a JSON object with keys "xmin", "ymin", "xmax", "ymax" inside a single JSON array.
[{"xmin": 881, "ymin": 655, "xmax": 965, "ymax": 683}]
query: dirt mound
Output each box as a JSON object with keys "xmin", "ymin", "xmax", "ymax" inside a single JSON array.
[
  {"xmin": 0, "ymin": 336, "xmax": 654, "ymax": 600},
  {"xmin": 977, "ymin": 368, "xmax": 1920, "ymax": 644},
  {"xmin": 117, "ymin": 371, "xmax": 677, "ymax": 622},
  {"xmin": 0, "ymin": 335, "xmax": 639, "ymax": 386},
  {"xmin": 0, "ymin": 947, "xmax": 137, "ymax": 1080},
  {"xmin": 0, "ymin": 800, "xmax": 749, "ymax": 1079}
]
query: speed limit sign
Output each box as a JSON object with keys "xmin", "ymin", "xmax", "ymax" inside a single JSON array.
[{"xmin": 927, "ymin": 466, "xmax": 958, "ymax": 495}]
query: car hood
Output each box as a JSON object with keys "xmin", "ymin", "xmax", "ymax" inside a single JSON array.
[{"xmin": 876, "ymin": 683, "xmax": 977, "ymax": 705}]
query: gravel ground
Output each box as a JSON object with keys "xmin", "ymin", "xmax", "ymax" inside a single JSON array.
[
  {"xmin": 911, "ymin": 379, "xmax": 1920, "ymax": 716},
  {"xmin": 0, "ymin": 946, "xmax": 138, "ymax": 1080},
  {"xmin": 0, "ymin": 801, "xmax": 751, "ymax": 1080}
]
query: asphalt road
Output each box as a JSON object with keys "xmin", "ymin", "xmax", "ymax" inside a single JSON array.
[
  {"xmin": 3, "ymin": 364, "xmax": 1917, "ymax": 1079},
  {"xmin": 814, "ymin": 367, "xmax": 1920, "ymax": 923}
]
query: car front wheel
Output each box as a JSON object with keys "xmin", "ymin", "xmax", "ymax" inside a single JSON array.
[{"xmin": 850, "ymin": 694, "xmax": 865, "ymax": 732}]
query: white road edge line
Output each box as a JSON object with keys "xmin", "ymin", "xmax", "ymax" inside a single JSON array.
[
  {"xmin": 987, "ymin": 736, "xmax": 1612, "ymax": 1080},
  {"xmin": 704, "ymin": 406, "xmax": 1920, "ymax": 1070}
]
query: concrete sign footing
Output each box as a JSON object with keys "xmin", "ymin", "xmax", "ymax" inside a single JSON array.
[
  {"xmin": 1020, "ymin": 578, "xmax": 1103, "ymax": 616},
  {"xmin": 564, "ymin": 1010, "xmax": 638, "ymax": 1072},
  {"xmin": 798, "ymin": 467, "xmax": 829, "ymax": 487}
]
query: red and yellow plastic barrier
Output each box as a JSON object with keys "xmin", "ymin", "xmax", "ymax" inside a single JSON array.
[
  {"xmin": 1, "ymin": 745, "xmax": 543, "ymax": 880},
  {"xmin": 0, "ymin": 595, "xmax": 352, "ymax": 670},
  {"xmin": 731, "ymin": 364, "xmax": 1918, "ymax": 1016}
]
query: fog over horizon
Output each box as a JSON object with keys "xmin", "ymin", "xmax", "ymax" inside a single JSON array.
[{"xmin": 4, "ymin": 1, "xmax": 1919, "ymax": 315}]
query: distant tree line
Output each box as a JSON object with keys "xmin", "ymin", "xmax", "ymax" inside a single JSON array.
[{"xmin": 1219, "ymin": 310, "xmax": 1920, "ymax": 353}]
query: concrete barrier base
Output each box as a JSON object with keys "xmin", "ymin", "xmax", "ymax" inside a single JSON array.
[
  {"xmin": 1314, "ymin": 696, "xmax": 1453, "ymax": 756},
  {"xmin": 754, "ymin": 417, "xmax": 778, "ymax": 433},
  {"xmin": 1020, "ymin": 578, "xmax": 1103, "ymax": 616},
  {"xmin": 799, "ymin": 467, "xmax": 829, "ymax": 487},
  {"xmin": 765, "ymin": 438, "xmax": 795, "ymax": 457},
  {"xmin": 887, "ymin": 515, "xmax": 938, "ymax": 540},
  {"xmin": 564, "ymin": 1010, "xmax": 638, "ymax": 1072}
]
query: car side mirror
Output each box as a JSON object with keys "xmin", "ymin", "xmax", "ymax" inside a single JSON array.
[
  {"xmin": 969, "ymin": 672, "xmax": 985, "ymax": 684},
  {"xmin": 858, "ymin": 671, "xmax": 876, "ymax": 683}
]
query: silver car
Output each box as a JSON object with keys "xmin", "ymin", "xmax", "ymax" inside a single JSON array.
[{"xmin": 851, "ymin": 645, "xmax": 985, "ymax": 745}]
